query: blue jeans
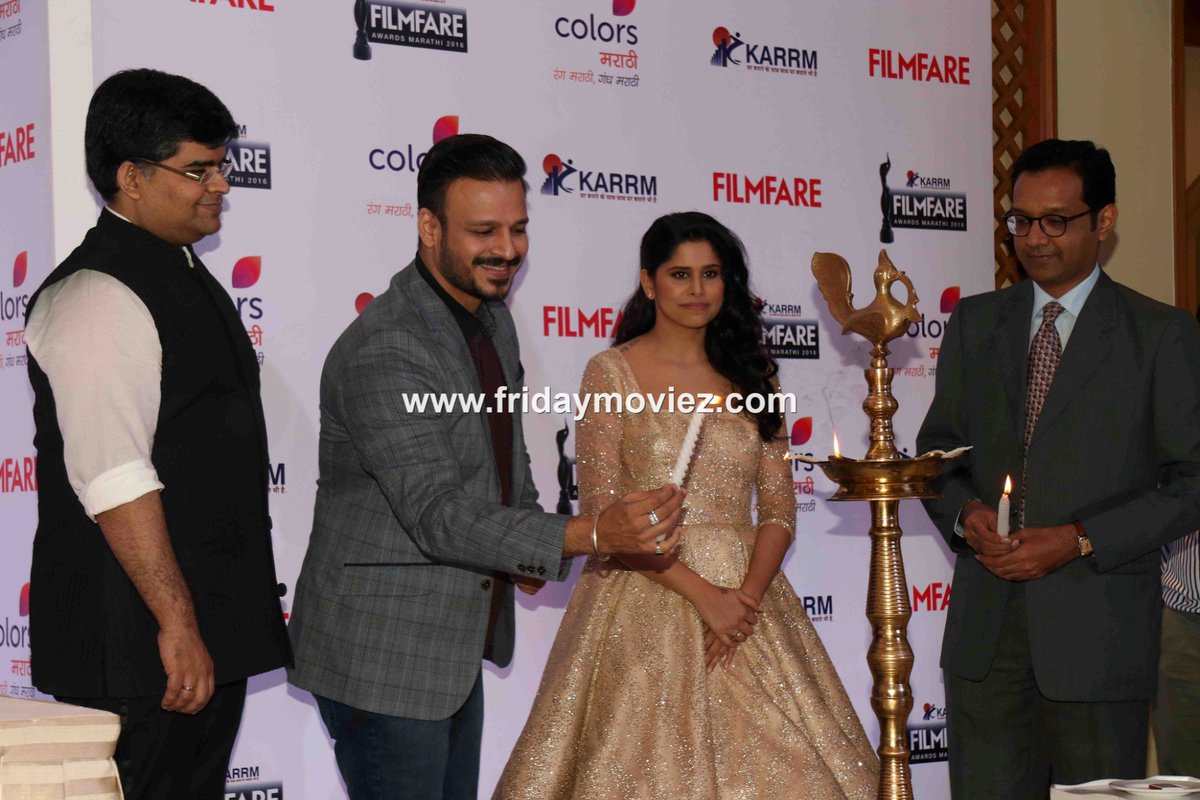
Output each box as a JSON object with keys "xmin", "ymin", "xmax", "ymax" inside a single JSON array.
[{"xmin": 316, "ymin": 673, "xmax": 484, "ymax": 800}]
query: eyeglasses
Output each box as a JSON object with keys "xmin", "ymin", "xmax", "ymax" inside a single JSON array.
[
  {"xmin": 132, "ymin": 158, "xmax": 234, "ymax": 186},
  {"xmin": 1004, "ymin": 209, "xmax": 1092, "ymax": 238}
]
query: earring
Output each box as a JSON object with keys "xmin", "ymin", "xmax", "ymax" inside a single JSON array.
[{"xmin": 646, "ymin": 291, "xmax": 655, "ymax": 300}]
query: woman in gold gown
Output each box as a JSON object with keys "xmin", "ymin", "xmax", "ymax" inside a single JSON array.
[{"xmin": 494, "ymin": 212, "xmax": 878, "ymax": 799}]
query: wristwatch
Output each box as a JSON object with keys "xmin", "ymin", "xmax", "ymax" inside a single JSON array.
[{"xmin": 1072, "ymin": 520, "xmax": 1093, "ymax": 558}]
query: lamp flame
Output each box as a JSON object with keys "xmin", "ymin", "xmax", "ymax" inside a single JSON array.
[
  {"xmin": 833, "ymin": 432, "xmax": 841, "ymax": 458},
  {"xmin": 1003, "ymin": 474, "xmax": 1012, "ymax": 495}
]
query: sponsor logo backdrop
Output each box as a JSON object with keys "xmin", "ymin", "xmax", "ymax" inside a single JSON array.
[
  {"xmin": 0, "ymin": 1, "xmax": 992, "ymax": 796},
  {"xmin": 0, "ymin": 0, "xmax": 49, "ymax": 705}
]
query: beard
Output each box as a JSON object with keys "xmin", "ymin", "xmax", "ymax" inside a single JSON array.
[{"xmin": 437, "ymin": 240, "xmax": 521, "ymax": 303}]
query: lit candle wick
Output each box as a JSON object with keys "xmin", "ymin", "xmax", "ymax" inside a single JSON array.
[{"xmin": 833, "ymin": 432, "xmax": 841, "ymax": 459}]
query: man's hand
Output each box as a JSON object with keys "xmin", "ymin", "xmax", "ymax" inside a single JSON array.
[
  {"xmin": 158, "ymin": 622, "xmax": 214, "ymax": 714},
  {"xmin": 95, "ymin": 492, "xmax": 214, "ymax": 715},
  {"xmin": 976, "ymin": 524, "xmax": 1079, "ymax": 581},
  {"xmin": 961, "ymin": 499, "xmax": 1017, "ymax": 558},
  {"xmin": 513, "ymin": 574, "xmax": 545, "ymax": 596},
  {"xmin": 594, "ymin": 484, "xmax": 685, "ymax": 555}
]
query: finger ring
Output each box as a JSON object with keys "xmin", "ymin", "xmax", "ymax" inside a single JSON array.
[
  {"xmin": 655, "ymin": 542, "xmax": 663, "ymax": 556},
  {"xmin": 648, "ymin": 510, "xmax": 661, "ymax": 525},
  {"xmin": 182, "ymin": 685, "xmax": 195, "ymax": 692}
]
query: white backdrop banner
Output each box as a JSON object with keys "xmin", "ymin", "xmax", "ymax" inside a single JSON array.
[
  {"xmin": 13, "ymin": 1, "xmax": 996, "ymax": 797},
  {"xmin": 0, "ymin": 0, "xmax": 49, "ymax": 708}
]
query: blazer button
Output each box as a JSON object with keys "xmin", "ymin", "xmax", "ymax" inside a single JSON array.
[
  {"xmin": 481, "ymin": 579, "xmax": 492, "ymax": 590},
  {"xmin": 517, "ymin": 563, "xmax": 527, "ymax": 573},
  {"xmin": 536, "ymin": 566, "xmax": 546, "ymax": 576}
]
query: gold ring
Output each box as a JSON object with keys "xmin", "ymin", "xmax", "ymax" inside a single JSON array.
[{"xmin": 182, "ymin": 685, "xmax": 195, "ymax": 692}]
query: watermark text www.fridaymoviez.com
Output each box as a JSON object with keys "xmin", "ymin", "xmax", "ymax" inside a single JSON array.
[{"xmin": 398, "ymin": 387, "xmax": 798, "ymax": 421}]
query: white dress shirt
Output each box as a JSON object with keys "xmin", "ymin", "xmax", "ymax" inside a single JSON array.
[
  {"xmin": 24, "ymin": 209, "xmax": 192, "ymax": 520},
  {"xmin": 1028, "ymin": 264, "xmax": 1100, "ymax": 352}
]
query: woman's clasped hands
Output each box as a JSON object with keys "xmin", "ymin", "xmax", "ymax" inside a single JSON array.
[{"xmin": 694, "ymin": 583, "xmax": 761, "ymax": 672}]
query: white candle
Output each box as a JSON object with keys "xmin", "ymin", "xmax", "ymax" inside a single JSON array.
[
  {"xmin": 997, "ymin": 475, "xmax": 1012, "ymax": 538},
  {"xmin": 671, "ymin": 409, "xmax": 705, "ymax": 487}
]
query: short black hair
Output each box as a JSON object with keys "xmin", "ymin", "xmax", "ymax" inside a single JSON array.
[
  {"xmin": 416, "ymin": 134, "xmax": 528, "ymax": 221},
  {"xmin": 85, "ymin": 69, "xmax": 238, "ymax": 201},
  {"xmin": 1011, "ymin": 139, "xmax": 1116, "ymax": 212}
]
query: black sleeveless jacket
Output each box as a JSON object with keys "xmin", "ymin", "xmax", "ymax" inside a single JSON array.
[{"xmin": 26, "ymin": 211, "xmax": 291, "ymax": 697}]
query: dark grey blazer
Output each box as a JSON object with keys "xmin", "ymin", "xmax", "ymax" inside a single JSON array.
[
  {"xmin": 917, "ymin": 271, "xmax": 1200, "ymax": 702},
  {"xmin": 288, "ymin": 260, "xmax": 568, "ymax": 720}
]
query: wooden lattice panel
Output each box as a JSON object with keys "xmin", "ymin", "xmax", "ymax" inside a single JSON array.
[{"xmin": 992, "ymin": 0, "xmax": 1057, "ymax": 289}]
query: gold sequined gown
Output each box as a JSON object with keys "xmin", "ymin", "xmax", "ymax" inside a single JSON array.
[{"xmin": 493, "ymin": 349, "xmax": 879, "ymax": 800}]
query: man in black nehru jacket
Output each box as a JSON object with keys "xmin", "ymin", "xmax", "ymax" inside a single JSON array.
[{"xmin": 24, "ymin": 68, "xmax": 291, "ymax": 799}]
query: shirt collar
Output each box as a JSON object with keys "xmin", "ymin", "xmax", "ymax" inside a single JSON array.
[
  {"xmin": 1031, "ymin": 265, "xmax": 1100, "ymax": 319},
  {"xmin": 104, "ymin": 206, "xmax": 134, "ymax": 225},
  {"xmin": 104, "ymin": 206, "xmax": 195, "ymax": 268}
]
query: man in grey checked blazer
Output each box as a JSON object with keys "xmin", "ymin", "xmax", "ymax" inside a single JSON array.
[{"xmin": 287, "ymin": 135, "xmax": 684, "ymax": 800}]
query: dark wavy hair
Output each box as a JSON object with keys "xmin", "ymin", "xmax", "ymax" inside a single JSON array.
[
  {"xmin": 614, "ymin": 212, "xmax": 782, "ymax": 441},
  {"xmin": 86, "ymin": 69, "xmax": 238, "ymax": 201}
]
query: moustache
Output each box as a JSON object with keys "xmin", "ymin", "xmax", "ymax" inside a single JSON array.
[{"xmin": 474, "ymin": 255, "xmax": 522, "ymax": 269}]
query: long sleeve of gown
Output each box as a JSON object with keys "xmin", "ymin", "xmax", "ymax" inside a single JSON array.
[
  {"xmin": 755, "ymin": 433, "xmax": 797, "ymax": 537},
  {"xmin": 575, "ymin": 353, "xmax": 627, "ymax": 517}
]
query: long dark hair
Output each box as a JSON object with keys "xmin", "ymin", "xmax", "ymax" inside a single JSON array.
[{"xmin": 614, "ymin": 212, "xmax": 782, "ymax": 441}]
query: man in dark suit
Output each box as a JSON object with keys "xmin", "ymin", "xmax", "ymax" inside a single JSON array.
[
  {"xmin": 287, "ymin": 134, "xmax": 687, "ymax": 800},
  {"xmin": 917, "ymin": 139, "xmax": 1200, "ymax": 797},
  {"xmin": 25, "ymin": 69, "xmax": 292, "ymax": 799}
]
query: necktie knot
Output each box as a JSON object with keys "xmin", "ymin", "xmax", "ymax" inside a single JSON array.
[{"xmin": 1041, "ymin": 301, "xmax": 1065, "ymax": 326}]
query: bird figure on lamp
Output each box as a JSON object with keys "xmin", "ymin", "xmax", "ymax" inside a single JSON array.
[{"xmin": 811, "ymin": 249, "xmax": 921, "ymax": 349}]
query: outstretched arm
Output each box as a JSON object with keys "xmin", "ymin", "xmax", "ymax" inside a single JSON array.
[{"xmin": 337, "ymin": 331, "xmax": 680, "ymax": 579}]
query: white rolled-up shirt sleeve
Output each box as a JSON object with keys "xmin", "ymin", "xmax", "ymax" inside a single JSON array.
[{"xmin": 25, "ymin": 269, "xmax": 164, "ymax": 520}]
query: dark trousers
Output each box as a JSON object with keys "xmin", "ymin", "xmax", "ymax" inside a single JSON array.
[
  {"xmin": 316, "ymin": 671, "xmax": 484, "ymax": 800},
  {"xmin": 945, "ymin": 587, "xmax": 1148, "ymax": 799},
  {"xmin": 58, "ymin": 679, "xmax": 247, "ymax": 800},
  {"xmin": 1154, "ymin": 606, "xmax": 1200, "ymax": 777}
]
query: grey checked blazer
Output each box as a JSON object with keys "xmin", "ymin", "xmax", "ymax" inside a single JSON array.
[
  {"xmin": 287, "ymin": 260, "xmax": 569, "ymax": 720},
  {"xmin": 918, "ymin": 271, "xmax": 1200, "ymax": 702}
]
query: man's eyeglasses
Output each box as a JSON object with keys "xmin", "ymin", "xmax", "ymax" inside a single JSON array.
[
  {"xmin": 1003, "ymin": 209, "xmax": 1093, "ymax": 238},
  {"xmin": 132, "ymin": 158, "xmax": 234, "ymax": 186}
]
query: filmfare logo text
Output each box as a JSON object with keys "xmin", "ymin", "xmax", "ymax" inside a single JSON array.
[{"xmin": 362, "ymin": 1, "xmax": 468, "ymax": 53}]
